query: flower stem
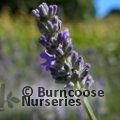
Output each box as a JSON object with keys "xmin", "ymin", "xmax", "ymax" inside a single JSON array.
[{"xmin": 76, "ymin": 81, "xmax": 97, "ymax": 120}]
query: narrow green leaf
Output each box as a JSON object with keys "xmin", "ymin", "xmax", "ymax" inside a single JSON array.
[{"xmin": 11, "ymin": 97, "xmax": 21, "ymax": 103}]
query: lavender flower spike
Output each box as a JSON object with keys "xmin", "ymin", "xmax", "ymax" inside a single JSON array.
[
  {"xmin": 32, "ymin": 3, "xmax": 94, "ymax": 87},
  {"xmin": 32, "ymin": 3, "xmax": 97, "ymax": 120}
]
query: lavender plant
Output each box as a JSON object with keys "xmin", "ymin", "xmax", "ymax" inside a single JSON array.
[{"xmin": 32, "ymin": 3, "xmax": 96, "ymax": 120}]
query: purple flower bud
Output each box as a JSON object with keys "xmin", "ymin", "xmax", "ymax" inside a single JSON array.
[
  {"xmin": 46, "ymin": 19, "xmax": 61, "ymax": 33},
  {"xmin": 39, "ymin": 36, "xmax": 49, "ymax": 47},
  {"xmin": 41, "ymin": 60, "xmax": 55, "ymax": 71},
  {"xmin": 71, "ymin": 51, "xmax": 78, "ymax": 63},
  {"xmin": 39, "ymin": 4, "xmax": 48, "ymax": 17},
  {"xmin": 73, "ymin": 56, "xmax": 84, "ymax": 71},
  {"xmin": 59, "ymin": 29, "xmax": 70, "ymax": 43},
  {"xmin": 51, "ymin": 69, "xmax": 66, "ymax": 76},
  {"xmin": 58, "ymin": 20, "xmax": 62, "ymax": 30},
  {"xmin": 65, "ymin": 40, "xmax": 73, "ymax": 51},
  {"xmin": 40, "ymin": 50, "xmax": 55, "ymax": 70},
  {"xmin": 40, "ymin": 50, "xmax": 55, "ymax": 60},
  {"xmin": 53, "ymin": 24, "xmax": 59, "ymax": 32},
  {"xmin": 42, "ymin": 2, "xmax": 49, "ymax": 13},
  {"xmin": 32, "ymin": 9, "xmax": 40, "ymax": 17},
  {"xmin": 64, "ymin": 46, "xmax": 73, "ymax": 58},
  {"xmin": 75, "ymin": 56, "xmax": 83, "ymax": 67},
  {"xmin": 51, "ymin": 16, "xmax": 58, "ymax": 23},
  {"xmin": 64, "ymin": 82, "xmax": 74, "ymax": 90},
  {"xmin": 46, "ymin": 21, "xmax": 54, "ymax": 32},
  {"xmin": 56, "ymin": 46, "xmax": 64, "ymax": 56},
  {"xmin": 64, "ymin": 62, "xmax": 72, "ymax": 72},
  {"xmin": 80, "ymin": 63, "xmax": 91, "ymax": 79},
  {"xmin": 80, "ymin": 71, "xmax": 89, "ymax": 80},
  {"xmin": 49, "ymin": 5, "xmax": 54, "ymax": 17},
  {"xmin": 51, "ymin": 16, "xmax": 61, "ymax": 25},
  {"xmin": 76, "ymin": 56, "xmax": 82, "ymax": 63},
  {"xmin": 83, "ymin": 75, "xmax": 94, "ymax": 88},
  {"xmin": 53, "ymin": 5, "xmax": 58, "ymax": 15},
  {"xmin": 50, "ymin": 61, "xmax": 62, "ymax": 69},
  {"xmin": 84, "ymin": 63, "xmax": 91, "ymax": 70},
  {"xmin": 50, "ymin": 37, "xmax": 58, "ymax": 43}
]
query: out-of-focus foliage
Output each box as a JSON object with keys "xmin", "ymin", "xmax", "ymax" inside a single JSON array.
[
  {"xmin": 0, "ymin": 9, "xmax": 120, "ymax": 120},
  {"xmin": 0, "ymin": 0, "xmax": 95, "ymax": 19}
]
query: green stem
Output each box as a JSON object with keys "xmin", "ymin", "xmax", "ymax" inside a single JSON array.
[{"xmin": 76, "ymin": 81, "xmax": 97, "ymax": 120}]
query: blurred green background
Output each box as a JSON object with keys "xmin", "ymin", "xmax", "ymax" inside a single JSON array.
[{"xmin": 0, "ymin": 0, "xmax": 120, "ymax": 120}]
